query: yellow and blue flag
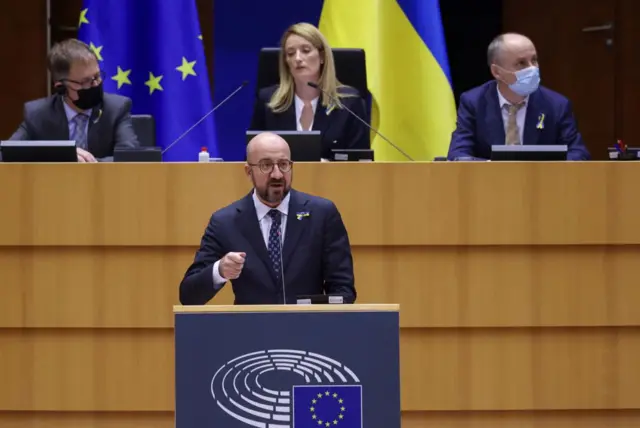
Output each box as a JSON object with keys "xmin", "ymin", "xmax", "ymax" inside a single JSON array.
[
  {"xmin": 293, "ymin": 385, "xmax": 362, "ymax": 427},
  {"xmin": 320, "ymin": 0, "xmax": 456, "ymax": 161},
  {"xmin": 77, "ymin": 1, "xmax": 218, "ymax": 161}
]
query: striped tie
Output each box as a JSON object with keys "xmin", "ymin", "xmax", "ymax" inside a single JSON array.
[{"xmin": 71, "ymin": 113, "xmax": 89, "ymax": 149}]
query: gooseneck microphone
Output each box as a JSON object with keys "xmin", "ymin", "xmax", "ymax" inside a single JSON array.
[
  {"xmin": 307, "ymin": 81, "xmax": 414, "ymax": 161},
  {"xmin": 162, "ymin": 81, "xmax": 248, "ymax": 155}
]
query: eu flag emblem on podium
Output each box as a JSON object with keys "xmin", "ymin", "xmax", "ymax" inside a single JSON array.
[
  {"xmin": 77, "ymin": 0, "xmax": 218, "ymax": 161},
  {"xmin": 293, "ymin": 385, "xmax": 362, "ymax": 428}
]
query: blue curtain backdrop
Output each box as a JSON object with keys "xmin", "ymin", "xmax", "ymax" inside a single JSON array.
[{"xmin": 212, "ymin": 0, "xmax": 324, "ymax": 162}]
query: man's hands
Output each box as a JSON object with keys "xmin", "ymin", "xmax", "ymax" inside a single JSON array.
[
  {"xmin": 77, "ymin": 148, "xmax": 97, "ymax": 163},
  {"xmin": 218, "ymin": 252, "xmax": 246, "ymax": 280}
]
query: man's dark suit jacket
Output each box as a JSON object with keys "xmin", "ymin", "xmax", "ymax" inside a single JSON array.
[
  {"xmin": 249, "ymin": 85, "xmax": 370, "ymax": 160},
  {"xmin": 8, "ymin": 93, "xmax": 139, "ymax": 159},
  {"xmin": 179, "ymin": 189, "xmax": 356, "ymax": 305},
  {"xmin": 448, "ymin": 80, "xmax": 591, "ymax": 161}
]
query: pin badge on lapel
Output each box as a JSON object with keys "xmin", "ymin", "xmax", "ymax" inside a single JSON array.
[
  {"xmin": 536, "ymin": 113, "xmax": 545, "ymax": 129},
  {"xmin": 326, "ymin": 103, "xmax": 336, "ymax": 116},
  {"xmin": 93, "ymin": 109, "xmax": 103, "ymax": 125},
  {"xmin": 296, "ymin": 211, "xmax": 310, "ymax": 220}
]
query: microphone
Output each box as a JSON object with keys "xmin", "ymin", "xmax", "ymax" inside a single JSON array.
[
  {"xmin": 277, "ymin": 228, "xmax": 286, "ymax": 305},
  {"xmin": 162, "ymin": 81, "xmax": 248, "ymax": 155},
  {"xmin": 307, "ymin": 81, "xmax": 414, "ymax": 161}
]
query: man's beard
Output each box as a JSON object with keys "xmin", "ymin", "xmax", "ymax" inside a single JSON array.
[{"xmin": 256, "ymin": 179, "xmax": 290, "ymax": 204}]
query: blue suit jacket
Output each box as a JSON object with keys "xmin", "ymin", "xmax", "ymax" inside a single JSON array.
[
  {"xmin": 179, "ymin": 189, "xmax": 356, "ymax": 305},
  {"xmin": 249, "ymin": 85, "xmax": 370, "ymax": 160},
  {"xmin": 448, "ymin": 81, "xmax": 590, "ymax": 161}
]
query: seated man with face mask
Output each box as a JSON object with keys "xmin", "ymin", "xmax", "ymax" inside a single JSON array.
[
  {"xmin": 7, "ymin": 38, "xmax": 139, "ymax": 162},
  {"xmin": 448, "ymin": 33, "xmax": 590, "ymax": 161}
]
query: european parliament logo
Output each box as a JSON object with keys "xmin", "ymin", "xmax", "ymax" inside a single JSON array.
[{"xmin": 210, "ymin": 349, "xmax": 363, "ymax": 428}]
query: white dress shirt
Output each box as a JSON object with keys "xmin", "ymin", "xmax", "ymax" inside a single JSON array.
[
  {"xmin": 294, "ymin": 94, "xmax": 318, "ymax": 131},
  {"xmin": 497, "ymin": 86, "xmax": 528, "ymax": 144},
  {"xmin": 212, "ymin": 190, "xmax": 291, "ymax": 287},
  {"xmin": 295, "ymin": 94, "xmax": 330, "ymax": 161}
]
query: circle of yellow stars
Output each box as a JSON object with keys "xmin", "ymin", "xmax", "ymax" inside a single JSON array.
[
  {"xmin": 78, "ymin": 7, "xmax": 203, "ymax": 95},
  {"xmin": 309, "ymin": 390, "xmax": 346, "ymax": 427}
]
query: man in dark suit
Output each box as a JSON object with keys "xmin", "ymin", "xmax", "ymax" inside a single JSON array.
[
  {"xmin": 448, "ymin": 33, "xmax": 590, "ymax": 161},
  {"xmin": 179, "ymin": 132, "xmax": 356, "ymax": 305},
  {"xmin": 8, "ymin": 38, "xmax": 138, "ymax": 162},
  {"xmin": 250, "ymin": 85, "xmax": 370, "ymax": 161}
]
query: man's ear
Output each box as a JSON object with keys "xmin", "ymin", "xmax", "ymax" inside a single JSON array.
[
  {"xmin": 54, "ymin": 82, "xmax": 66, "ymax": 95},
  {"xmin": 490, "ymin": 64, "xmax": 501, "ymax": 80}
]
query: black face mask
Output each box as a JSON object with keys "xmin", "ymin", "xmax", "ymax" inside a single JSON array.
[{"xmin": 71, "ymin": 82, "xmax": 104, "ymax": 110}]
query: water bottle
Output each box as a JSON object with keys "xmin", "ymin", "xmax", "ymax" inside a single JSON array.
[{"xmin": 198, "ymin": 146, "xmax": 210, "ymax": 163}]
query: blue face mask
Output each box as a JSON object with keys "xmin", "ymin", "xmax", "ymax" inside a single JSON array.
[{"xmin": 507, "ymin": 66, "xmax": 540, "ymax": 97}]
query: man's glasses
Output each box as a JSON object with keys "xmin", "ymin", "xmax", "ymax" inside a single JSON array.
[
  {"xmin": 63, "ymin": 71, "xmax": 105, "ymax": 89},
  {"xmin": 248, "ymin": 159, "xmax": 293, "ymax": 174}
]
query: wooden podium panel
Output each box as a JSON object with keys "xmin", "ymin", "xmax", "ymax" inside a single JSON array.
[{"xmin": 0, "ymin": 162, "xmax": 638, "ymax": 427}]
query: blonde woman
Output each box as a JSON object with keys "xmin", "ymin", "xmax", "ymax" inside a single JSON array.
[{"xmin": 250, "ymin": 22, "xmax": 369, "ymax": 160}]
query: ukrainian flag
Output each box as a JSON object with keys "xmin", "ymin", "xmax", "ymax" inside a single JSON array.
[{"xmin": 320, "ymin": 0, "xmax": 455, "ymax": 161}]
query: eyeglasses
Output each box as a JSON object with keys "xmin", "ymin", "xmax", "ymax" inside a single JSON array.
[
  {"xmin": 248, "ymin": 159, "xmax": 293, "ymax": 174},
  {"xmin": 63, "ymin": 71, "xmax": 104, "ymax": 89}
]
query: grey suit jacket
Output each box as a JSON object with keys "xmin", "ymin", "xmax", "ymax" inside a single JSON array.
[{"xmin": 8, "ymin": 93, "xmax": 139, "ymax": 160}]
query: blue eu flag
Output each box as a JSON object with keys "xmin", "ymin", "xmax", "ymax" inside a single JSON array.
[
  {"xmin": 293, "ymin": 385, "xmax": 363, "ymax": 428},
  {"xmin": 77, "ymin": 1, "xmax": 218, "ymax": 161}
]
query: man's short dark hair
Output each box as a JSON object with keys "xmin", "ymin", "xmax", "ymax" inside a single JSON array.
[{"xmin": 48, "ymin": 39, "xmax": 97, "ymax": 82}]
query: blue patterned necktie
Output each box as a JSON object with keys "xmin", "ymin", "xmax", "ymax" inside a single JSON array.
[
  {"xmin": 71, "ymin": 113, "xmax": 89, "ymax": 149},
  {"xmin": 267, "ymin": 209, "xmax": 283, "ymax": 281}
]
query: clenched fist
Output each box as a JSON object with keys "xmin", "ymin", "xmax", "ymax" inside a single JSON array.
[{"xmin": 218, "ymin": 252, "xmax": 246, "ymax": 280}]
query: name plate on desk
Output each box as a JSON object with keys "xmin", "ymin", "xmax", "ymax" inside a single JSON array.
[{"xmin": 174, "ymin": 304, "xmax": 400, "ymax": 428}]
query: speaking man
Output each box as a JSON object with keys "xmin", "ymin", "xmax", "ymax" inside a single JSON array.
[
  {"xmin": 448, "ymin": 33, "xmax": 590, "ymax": 161},
  {"xmin": 8, "ymin": 38, "xmax": 138, "ymax": 162},
  {"xmin": 179, "ymin": 132, "xmax": 356, "ymax": 305}
]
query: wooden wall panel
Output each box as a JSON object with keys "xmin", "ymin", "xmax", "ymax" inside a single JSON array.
[
  {"xmin": 3, "ymin": 410, "xmax": 640, "ymax": 428},
  {"xmin": 0, "ymin": 411, "xmax": 173, "ymax": 428},
  {"xmin": 1, "ymin": 327, "xmax": 638, "ymax": 412},
  {"xmin": 400, "ymin": 328, "xmax": 639, "ymax": 411},
  {"xmin": 1, "ymin": 163, "xmax": 640, "ymax": 246},
  {"xmin": 356, "ymin": 246, "xmax": 640, "ymax": 328},
  {"xmin": 0, "ymin": 329, "xmax": 174, "ymax": 411},
  {"xmin": 0, "ymin": 1, "xmax": 48, "ymax": 140},
  {"xmin": 618, "ymin": 0, "xmax": 640, "ymax": 151},
  {"xmin": 1, "ymin": 245, "xmax": 639, "ymax": 329},
  {"xmin": 1, "ymin": 162, "xmax": 638, "ymax": 426}
]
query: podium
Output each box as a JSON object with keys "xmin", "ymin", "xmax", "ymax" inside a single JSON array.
[{"xmin": 174, "ymin": 304, "xmax": 400, "ymax": 428}]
